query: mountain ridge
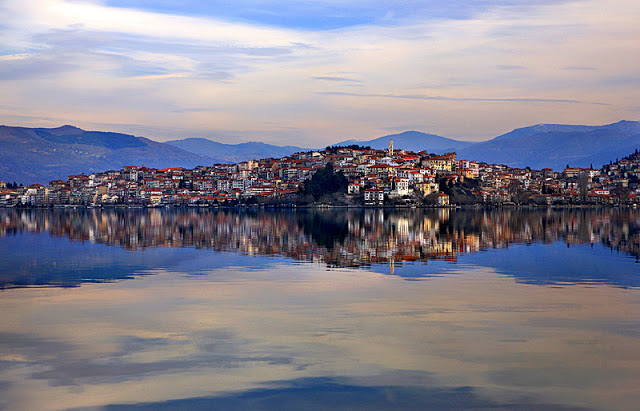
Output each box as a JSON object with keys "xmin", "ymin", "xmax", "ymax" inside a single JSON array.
[
  {"xmin": 459, "ymin": 120, "xmax": 640, "ymax": 170},
  {"xmin": 0, "ymin": 125, "xmax": 213, "ymax": 184},
  {"xmin": 2, "ymin": 121, "xmax": 640, "ymax": 184},
  {"xmin": 165, "ymin": 138, "xmax": 308, "ymax": 164},
  {"xmin": 336, "ymin": 130, "xmax": 473, "ymax": 152}
]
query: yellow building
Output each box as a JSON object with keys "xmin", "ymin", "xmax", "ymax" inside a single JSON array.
[
  {"xmin": 423, "ymin": 156, "xmax": 453, "ymax": 172},
  {"xmin": 436, "ymin": 193, "xmax": 450, "ymax": 206}
]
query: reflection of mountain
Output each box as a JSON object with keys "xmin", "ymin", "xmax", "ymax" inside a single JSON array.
[{"xmin": 1, "ymin": 208, "xmax": 639, "ymax": 289}]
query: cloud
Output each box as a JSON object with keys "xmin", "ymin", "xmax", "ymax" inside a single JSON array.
[
  {"xmin": 497, "ymin": 65, "xmax": 526, "ymax": 70},
  {"xmin": 312, "ymin": 76, "xmax": 362, "ymax": 82},
  {"xmin": 3, "ymin": 0, "xmax": 303, "ymax": 47},
  {"xmin": 0, "ymin": 56, "xmax": 77, "ymax": 80},
  {"xmin": 563, "ymin": 66, "xmax": 597, "ymax": 71},
  {"xmin": 0, "ymin": 0, "xmax": 638, "ymax": 144},
  {"xmin": 380, "ymin": 124, "xmax": 433, "ymax": 131},
  {"xmin": 317, "ymin": 91, "xmax": 609, "ymax": 105}
]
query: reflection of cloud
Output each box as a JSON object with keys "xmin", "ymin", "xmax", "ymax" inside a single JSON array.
[
  {"xmin": 0, "ymin": 328, "xmax": 296, "ymax": 388},
  {"xmin": 0, "ymin": 332, "xmax": 75, "ymax": 361},
  {"xmin": 0, "ymin": 264, "xmax": 639, "ymax": 410}
]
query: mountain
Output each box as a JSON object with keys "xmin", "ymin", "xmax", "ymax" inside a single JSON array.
[
  {"xmin": 4, "ymin": 121, "xmax": 640, "ymax": 184},
  {"xmin": 0, "ymin": 125, "xmax": 214, "ymax": 184},
  {"xmin": 336, "ymin": 131, "xmax": 473, "ymax": 153},
  {"xmin": 490, "ymin": 124, "xmax": 597, "ymax": 141},
  {"xmin": 459, "ymin": 121, "xmax": 640, "ymax": 170},
  {"xmin": 166, "ymin": 138, "xmax": 307, "ymax": 164}
]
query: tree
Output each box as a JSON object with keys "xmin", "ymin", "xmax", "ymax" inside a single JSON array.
[
  {"xmin": 578, "ymin": 172, "xmax": 589, "ymax": 202},
  {"xmin": 300, "ymin": 163, "xmax": 348, "ymax": 201},
  {"xmin": 507, "ymin": 179, "xmax": 525, "ymax": 203},
  {"xmin": 324, "ymin": 144, "xmax": 370, "ymax": 154}
]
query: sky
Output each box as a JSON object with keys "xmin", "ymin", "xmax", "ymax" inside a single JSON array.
[{"xmin": 0, "ymin": 0, "xmax": 638, "ymax": 146}]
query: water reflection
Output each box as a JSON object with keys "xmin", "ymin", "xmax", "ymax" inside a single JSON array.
[
  {"xmin": 0, "ymin": 208, "xmax": 639, "ymax": 288},
  {"xmin": 1, "ymin": 209, "xmax": 640, "ymax": 410},
  {"xmin": 0, "ymin": 265, "xmax": 638, "ymax": 410}
]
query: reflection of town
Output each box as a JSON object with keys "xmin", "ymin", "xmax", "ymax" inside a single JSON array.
[{"xmin": 2, "ymin": 208, "xmax": 639, "ymax": 267}]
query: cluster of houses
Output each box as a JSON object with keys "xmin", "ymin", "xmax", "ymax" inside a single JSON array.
[{"xmin": 1, "ymin": 142, "xmax": 640, "ymax": 207}]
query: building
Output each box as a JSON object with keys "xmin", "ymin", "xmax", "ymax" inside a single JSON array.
[
  {"xmin": 391, "ymin": 178, "xmax": 409, "ymax": 196},
  {"xmin": 364, "ymin": 189, "xmax": 384, "ymax": 205},
  {"xmin": 348, "ymin": 182, "xmax": 361, "ymax": 194},
  {"xmin": 436, "ymin": 193, "xmax": 450, "ymax": 206},
  {"xmin": 423, "ymin": 155, "xmax": 453, "ymax": 172}
]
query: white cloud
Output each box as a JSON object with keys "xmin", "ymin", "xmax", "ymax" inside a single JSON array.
[
  {"xmin": 0, "ymin": 0, "xmax": 638, "ymax": 144},
  {"xmin": 3, "ymin": 0, "xmax": 303, "ymax": 48}
]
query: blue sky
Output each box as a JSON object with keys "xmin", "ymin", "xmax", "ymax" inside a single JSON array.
[
  {"xmin": 0, "ymin": 0, "xmax": 638, "ymax": 145},
  {"xmin": 102, "ymin": 1, "xmax": 559, "ymax": 30}
]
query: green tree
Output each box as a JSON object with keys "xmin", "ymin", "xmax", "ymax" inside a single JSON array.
[{"xmin": 300, "ymin": 163, "xmax": 348, "ymax": 201}]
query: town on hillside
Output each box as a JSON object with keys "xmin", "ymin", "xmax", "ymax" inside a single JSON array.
[{"xmin": 1, "ymin": 141, "xmax": 640, "ymax": 207}]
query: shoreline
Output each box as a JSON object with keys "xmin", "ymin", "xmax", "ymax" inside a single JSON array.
[{"xmin": 0, "ymin": 203, "xmax": 637, "ymax": 210}]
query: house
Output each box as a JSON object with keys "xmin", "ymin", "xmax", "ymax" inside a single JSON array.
[
  {"xmin": 422, "ymin": 155, "xmax": 453, "ymax": 172},
  {"xmin": 364, "ymin": 189, "xmax": 384, "ymax": 205},
  {"xmin": 415, "ymin": 182, "xmax": 438, "ymax": 196},
  {"xmin": 391, "ymin": 178, "xmax": 410, "ymax": 196},
  {"xmin": 436, "ymin": 193, "xmax": 450, "ymax": 206},
  {"xmin": 459, "ymin": 168, "xmax": 477, "ymax": 179},
  {"xmin": 348, "ymin": 182, "xmax": 361, "ymax": 194}
]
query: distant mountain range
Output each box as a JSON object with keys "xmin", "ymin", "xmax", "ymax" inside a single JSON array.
[
  {"xmin": 165, "ymin": 138, "xmax": 308, "ymax": 164},
  {"xmin": 0, "ymin": 126, "xmax": 311, "ymax": 184},
  {"xmin": 1, "ymin": 121, "xmax": 639, "ymax": 184},
  {"xmin": 335, "ymin": 122, "xmax": 640, "ymax": 170},
  {"xmin": 337, "ymin": 130, "xmax": 473, "ymax": 152},
  {"xmin": 0, "ymin": 126, "xmax": 212, "ymax": 184},
  {"xmin": 458, "ymin": 120, "xmax": 640, "ymax": 170}
]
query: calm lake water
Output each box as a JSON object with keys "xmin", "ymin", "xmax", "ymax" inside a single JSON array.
[{"xmin": 0, "ymin": 208, "xmax": 639, "ymax": 410}]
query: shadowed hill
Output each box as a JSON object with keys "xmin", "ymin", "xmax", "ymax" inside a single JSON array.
[
  {"xmin": 336, "ymin": 130, "xmax": 473, "ymax": 153},
  {"xmin": 0, "ymin": 125, "xmax": 213, "ymax": 184},
  {"xmin": 166, "ymin": 138, "xmax": 307, "ymax": 164},
  {"xmin": 459, "ymin": 120, "xmax": 640, "ymax": 170}
]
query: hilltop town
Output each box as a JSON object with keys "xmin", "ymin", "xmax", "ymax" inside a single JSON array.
[{"xmin": 1, "ymin": 141, "xmax": 640, "ymax": 207}]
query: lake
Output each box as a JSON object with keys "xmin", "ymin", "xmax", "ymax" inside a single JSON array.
[{"xmin": 0, "ymin": 208, "xmax": 639, "ymax": 410}]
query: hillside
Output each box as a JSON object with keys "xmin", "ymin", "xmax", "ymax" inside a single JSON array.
[
  {"xmin": 459, "ymin": 121, "xmax": 640, "ymax": 170},
  {"xmin": 336, "ymin": 131, "xmax": 473, "ymax": 153},
  {"xmin": 166, "ymin": 138, "xmax": 307, "ymax": 164},
  {"xmin": 0, "ymin": 125, "xmax": 213, "ymax": 184},
  {"xmin": 4, "ymin": 120, "xmax": 640, "ymax": 184},
  {"xmin": 490, "ymin": 124, "xmax": 597, "ymax": 141}
]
